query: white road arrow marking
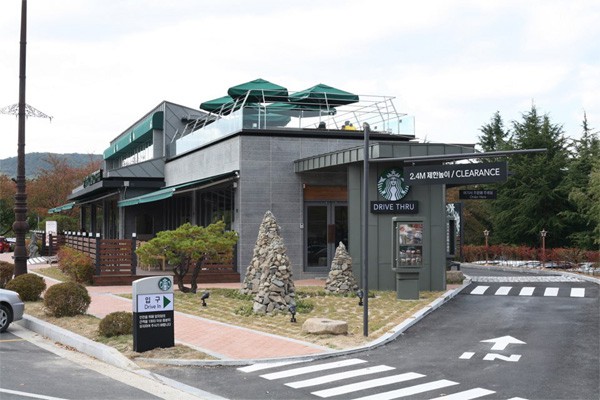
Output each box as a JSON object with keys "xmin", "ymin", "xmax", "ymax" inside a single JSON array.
[
  {"xmin": 481, "ymin": 335, "xmax": 525, "ymax": 350},
  {"xmin": 483, "ymin": 353, "xmax": 522, "ymax": 362}
]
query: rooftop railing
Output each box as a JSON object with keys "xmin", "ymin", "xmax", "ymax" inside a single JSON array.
[{"xmin": 167, "ymin": 94, "xmax": 415, "ymax": 158}]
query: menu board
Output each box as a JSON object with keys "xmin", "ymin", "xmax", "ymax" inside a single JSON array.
[{"xmin": 396, "ymin": 223, "xmax": 423, "ymax": 267}]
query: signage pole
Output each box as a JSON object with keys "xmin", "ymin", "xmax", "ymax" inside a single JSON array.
[{"xmin": 362, "ymin": 123, "xmax": 370, "ymax": 337}]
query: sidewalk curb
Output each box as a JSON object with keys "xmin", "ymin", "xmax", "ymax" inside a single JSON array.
[{"xmin": 18, "ymin": 315, "xmax": 138, "ymax": 370}]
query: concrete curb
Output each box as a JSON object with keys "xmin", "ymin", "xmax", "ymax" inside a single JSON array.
[{"xmin": 18, "ymin": 314, "xmax": 138, "ymax": 371}]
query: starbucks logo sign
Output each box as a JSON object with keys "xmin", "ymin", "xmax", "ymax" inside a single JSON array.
[
  {"xmin": 158, "ymin": 277, "xmax": 172, "ymax": 291},
  {"xmin": 377, "ymin": 167, "xmax": 410, "ymax": 200}
]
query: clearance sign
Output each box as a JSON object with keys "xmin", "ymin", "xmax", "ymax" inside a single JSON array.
[{"xmin": 403, "ymin": 162, "xmax": 508, "ymax": 185}]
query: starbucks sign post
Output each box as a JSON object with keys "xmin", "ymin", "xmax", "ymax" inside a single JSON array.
[{"xmin": 132, "ymin": 276, "xmax": 174, "ymax": 352}]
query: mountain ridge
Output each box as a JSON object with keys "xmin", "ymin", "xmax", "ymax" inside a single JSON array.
[{"xmin": 0, "ymin": 152, "xmax": 102, "ymax": 178}]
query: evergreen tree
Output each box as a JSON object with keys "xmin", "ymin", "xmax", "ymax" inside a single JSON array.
[
  {"xmin": 561, "ymin": 113, "xmax": 600, "ymax": 249},
  {"xmin": 491, "ymin": 105, "xmax": 570, "ymax": 248},
  {"xmin": 478, "ymin": 111, "xmax": 509, "ymax": 153}
]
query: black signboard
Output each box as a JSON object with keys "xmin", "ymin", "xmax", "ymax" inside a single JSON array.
[
  {"xmin": 371, "ymin": 201, "xmax": 419, "ymax": 214},
  {"xmin": 404, "ymin": 162, "xmax": 508, "ymax": 185},
  {"xmin": 133, "ymin": 310, "xmax": 175, "ymax": 353},
  {"xmin": 459, "ymin": 189, "xmax": 497, "ymax": 200}
]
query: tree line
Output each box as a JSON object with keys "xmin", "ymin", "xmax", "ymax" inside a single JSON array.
[{"xmin": 451, "ymin": 105, "xmax": 599, "ymax": 250}]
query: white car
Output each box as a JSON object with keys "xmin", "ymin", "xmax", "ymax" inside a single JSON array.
[{"xmin": 0, "ymin": 288, "xmax": 25, "ymax": 332}]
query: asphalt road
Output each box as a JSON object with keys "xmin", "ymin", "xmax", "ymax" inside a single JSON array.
[
  {"xmin": 0, "ymin": 325, "xmax": 200, "ymax": 400},
  {"xmin": 156, "ymin": 267, "xmax": 599, "ymax": 400}
]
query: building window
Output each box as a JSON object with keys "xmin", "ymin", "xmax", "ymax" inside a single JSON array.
[{"xmin": 199, "ymin": 185, "xmax": 234, "ymax": 229}]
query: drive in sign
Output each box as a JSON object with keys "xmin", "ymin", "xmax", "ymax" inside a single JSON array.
[{"xmin": 404, "ymin": 162, "xmax": 508, "ymax": 185}]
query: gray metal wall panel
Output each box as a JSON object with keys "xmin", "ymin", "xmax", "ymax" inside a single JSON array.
[{"xmin": 164, "ymin": 138, "xmax": 241, "ymax": 186}]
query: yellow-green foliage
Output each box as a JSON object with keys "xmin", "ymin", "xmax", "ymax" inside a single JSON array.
[
  {"xmin": 43, "ymin": 282, "xmax": 90, "ymax": 317},
  {"xmin": 5, "ymin": 273, "xmax": 46, "ymax": 301}
]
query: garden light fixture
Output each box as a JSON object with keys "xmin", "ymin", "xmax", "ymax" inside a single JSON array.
[
  {"xmin": 289, "ymin": 304, "xmax": 297, "ymax": 323},
  {"xmin": 200, "ymin": 291, "xmax": 210, "ymax": 307},
  {"xmin": 357, "ymin": 289, "xmax": 364, "ymax": 306}
]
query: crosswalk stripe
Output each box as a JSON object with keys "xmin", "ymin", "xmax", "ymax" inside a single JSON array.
[
  {"xmin": 311, "ymin": 372, "xmax": 425, "ymax": 398},
  {"xmin": 350, "ymin": 379, "xmax": 460, "ymax": 400},
  {"xmin": 544, "ymin": 287, "xmax": 559, "ymax": 297},
  {"xmin": 433, "ymin": 387, "xmax": 495, "ymax": 399},
  {"xmin": 519, "ymin": 287, "xmax": 535, "ymax": 296},
  {"xmin": 495, "ymin": 286, "xmax": 512, "ymax": 295},
  {"xmin": 471, "ymin": 286, "xmax": 489, "ymax": 295},
  {"xmin": 238, "ymin": 360, "xmax": 303, "ymax": 373},
  {"xmin": 570, "ymin": 288, "xmax": 585, "ymax": 298},
  {"xmin": 286, "ymin": 365, "xmax": 396, "ymax": 389},
  {"xmin": 260, "ymin": 358, "xmax": 366, "ymax": 380}
]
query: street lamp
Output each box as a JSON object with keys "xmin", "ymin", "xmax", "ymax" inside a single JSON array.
[
  {"xmin": 0, "ymin": 1, "xmax": 52, "ymax": 277},
  {"xmin": 540, "ymin": 229, "xmax": 547, "ymax": 268},
  {"xmin": 483, "ymin": 229, "xmax": 490, "ymax": 265}
]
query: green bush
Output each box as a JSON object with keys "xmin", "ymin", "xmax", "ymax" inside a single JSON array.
[
  {"xmin": 5, "ymin": 273, "xmax": 46, "ymax": 301},
  {"xmin": 0, "ymin": 261, "xmax": 14, "ymax": 288},
  {"xmin": 98, "ymin": 311, "xmax": 133, "ymax": 337},
  {"xmin": 57, "ymin": 247, "xmax": 94, "ymax": 284},
  {"xmin": 43, "ymin": 282, "xmax": 91, "ymax": 317}
]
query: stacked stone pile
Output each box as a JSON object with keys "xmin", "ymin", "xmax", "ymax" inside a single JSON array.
[
  {"xmin": 325, "ymin": 242, "xmax": 358, "ymax": 294},
  {"xmin": 252, "ymin": 236, "xmax": 296, "ymax": 314},
  {"xmin": 240, "ymin": 211, "xmax": 281, "ymax": 295}
]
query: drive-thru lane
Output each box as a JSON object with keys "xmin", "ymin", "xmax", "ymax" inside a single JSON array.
[{"xmin": 156, "ymin": 267, "xmax": 599, "ymax": 399}]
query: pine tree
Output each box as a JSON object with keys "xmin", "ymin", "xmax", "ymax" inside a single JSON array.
[
  {"xmin": 491, "ymin": 105, "xmax": 570, "ymax": 247},
  {"xmin": 478, "ymin": 111, "xmax": 509, "ymax": 153},
  {"xmin": 561, "ymin": 113, "xmax": 600, "ymax": 249}
]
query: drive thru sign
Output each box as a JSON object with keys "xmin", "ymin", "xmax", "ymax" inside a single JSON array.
[{"xmin": 132, "ymin": 276, "xmax": 175, "ymax": 352}]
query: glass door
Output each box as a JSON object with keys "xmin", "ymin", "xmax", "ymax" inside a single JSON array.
[{"xmin": 305, "ymin": 202, "xmax": 348, "ymax": 270}]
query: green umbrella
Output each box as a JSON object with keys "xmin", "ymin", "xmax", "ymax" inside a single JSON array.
[
  {"xmin": 199, "ymin": 95, "xmax": 237, "ymax": 113},
  {"xmin": 227, "ymin": 78, "xmax": 288, "ymax": 103},
  {"xmin": 289, "ymin": 83, "xmax": 359, "ymax": 106}
]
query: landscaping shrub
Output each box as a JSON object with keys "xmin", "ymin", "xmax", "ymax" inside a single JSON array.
[
  {"xmin": 0, "ymin": 261, "xmax": 14, "ymax": 288},
  {"xmin": 446, "ymin": 271, "xmax": 465, "ymax": 284},
  {"xmin": 57, "ymin": 247, "xmax": 94, "ymax": 284},
  {"xmin": 99, "ymin": 311, "xmax": 133, "ymax": 337},
  {"xmin": 43, "ymin": 281, "xmax": 91, "ymax": 317},
  {"xmin": 5, "ymin": 273, "xmax": 46, "ymax": 301}
]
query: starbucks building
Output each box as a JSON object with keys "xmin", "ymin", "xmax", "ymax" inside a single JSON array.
[{"xmin": 59, "ymin": 80, "xmax": 479, "ymax": 292}]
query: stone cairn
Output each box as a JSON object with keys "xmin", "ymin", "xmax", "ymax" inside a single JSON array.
[
  {"xmin": 252, "ymin": 236, "xmax": 296, "ymax": 314},
  {"xmin": 240, "ymin": 211, "xmax": 281, "ymax": 295},
  {"xmin": 325, "ymin": 242, "xmax": 358, "ymax": 294}
]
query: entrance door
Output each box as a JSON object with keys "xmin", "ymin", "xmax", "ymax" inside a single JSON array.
[{"xmin": 305, "ymin": 202, "xmax": 348, "ymax": 270}]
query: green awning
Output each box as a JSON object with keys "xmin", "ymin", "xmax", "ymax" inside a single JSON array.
[
  {"xmin": 227, "ymin": 78, "xmax": 288, "ymax": 103},
  {"xmin": 103, "ymin": 111, "xmax": 164, "ymax": 160},
  {"xmin": 289, "ymin": 83, "xmax": 359, "ymax": 106},
  {"xmin": 118, "ymin": 171, "xmax": 238, "ymax": 207},
  {"xmin": 48, "ymin": 202, "xmax": 76, "ymax": 214}
]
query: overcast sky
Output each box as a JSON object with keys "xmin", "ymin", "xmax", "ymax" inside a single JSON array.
[{"xmin": 0, "ymin": 0, "xmax": 598, "ymax": 160}]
